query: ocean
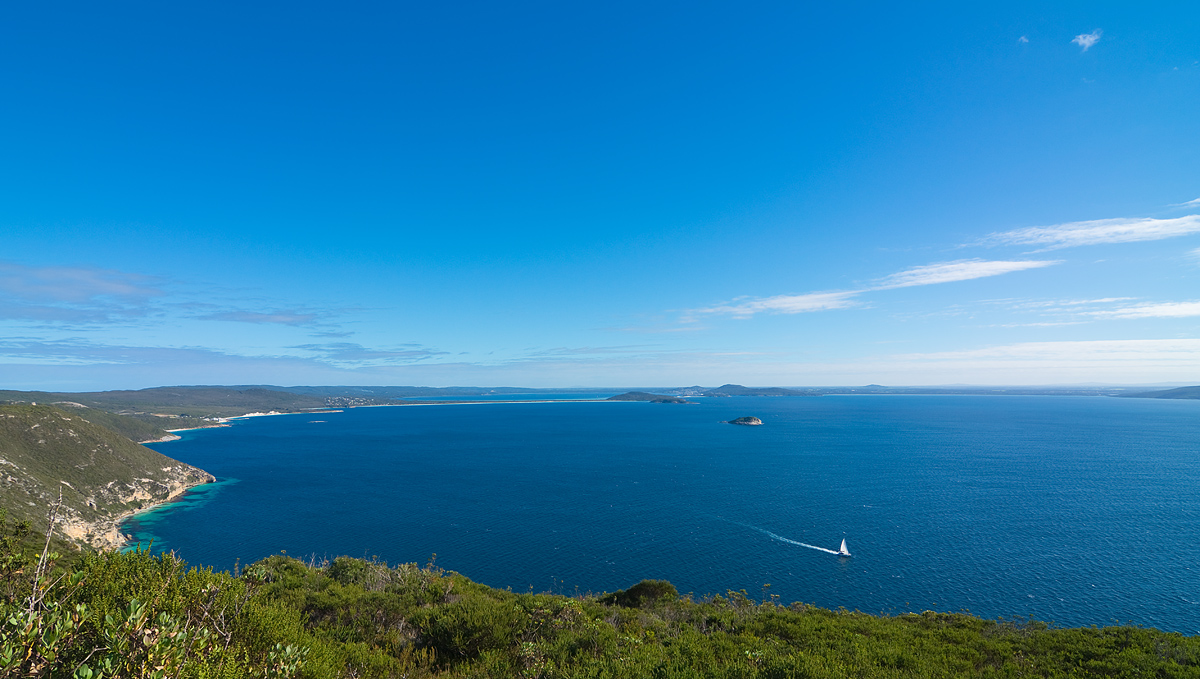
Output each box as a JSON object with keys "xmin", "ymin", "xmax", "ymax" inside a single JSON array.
[{"xmin": 133, "ymin": 395, "xmax": 1200, "ymax": 633}]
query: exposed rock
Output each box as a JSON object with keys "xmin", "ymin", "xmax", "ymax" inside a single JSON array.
[
  {"xmin": 727, "ymin": 416, "xmax": 763, "ymax": 426},
  {"xmin": 0, "ymin": 405, "xmax": 214, "ymax": 551}
]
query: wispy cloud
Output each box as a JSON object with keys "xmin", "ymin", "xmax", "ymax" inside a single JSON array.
[
  {"xmin": 691, "ymin": 291, "xmax": 860, "ymax": 319},
  {"xmin": 979, "ymin": 215, "xmax": 1200, "ymax": 250},
  {"xmin": 292, "ymin": 342, "xmax": 447, "ymax": 365},
  {"xmin": 691, "ymin": 259, "xmax": 1058, "ymax": 319},
  {"xmin": 0, "ymin": 261, "xmax": 164, "ymax": 303},
  {"xmin": 1072, "ymin": 29, "xmax": 1102, "ymax": 51},
  {"xmin": 967, "ymin": 296, "xmax": 1182, "ymax": 326},
  {"xmin": 0, "ymin": 261, "xmax": 166, "ymax": 324},
  {"xmin": 524, "ymin": 345, "xmax": 659, "ymax": 357},
  {"xmin": 897, "ymin": 338, "xmax": 1200, "ymax": 366},
  {"xmin": 1173, "ymin": 197, "xmax": 1200, "ymax": 208},
  {"xmin": 1087, "ymin": 300, "xmax": 1200, "ymax": 319},
  {"xmin": 872, "ymin": 259, "xmax": 1059, "ymax": 290},
  {"xmin": 1018, "ymin": 35, "xmax": 1029, "ymax": 43},
  {"xmin": 990, "ymin": 321, "xmax": 1085, "ymax": 328},
  {"xmin": 198, "ymin": 310, "xmax": 320, "ymax": 326},
  {"xmin": 0, "ymin": 338, "xmax": 254, "ymax": 367}
]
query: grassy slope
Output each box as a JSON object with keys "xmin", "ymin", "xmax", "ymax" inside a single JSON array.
[
  {"xmin": 59, "ymin": 406, "xmax": 170, "ymax": 442},
  {"xmin": 0, "ymin": 405, "xmax": 210, "ymax": 535}
]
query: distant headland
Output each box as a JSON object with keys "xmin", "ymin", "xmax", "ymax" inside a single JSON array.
[{"xmin": 606, "ymin": 391, "xmax": 691, "ymax": 404}]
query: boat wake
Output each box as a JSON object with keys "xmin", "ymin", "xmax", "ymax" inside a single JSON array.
[{"xmin": 723, "ymin": 519, "xmax": 841, "ymax": 555}]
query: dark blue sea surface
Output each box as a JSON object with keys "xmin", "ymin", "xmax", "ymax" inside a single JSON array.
[
  {"xmin": 401, "ymin": 392, "xmax": 619, "ymax": 401},
  {"xmin": 133, "ymin": 395, "xmax": 1200, "ymax": 633}
]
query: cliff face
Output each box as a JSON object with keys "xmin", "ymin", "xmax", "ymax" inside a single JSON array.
[{"xmin": 0, "ymin": 405, "xmax": 214, "ymax": 550}]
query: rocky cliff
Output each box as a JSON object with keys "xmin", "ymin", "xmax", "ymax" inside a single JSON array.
[{"xmin": 0, "ymin": 405, "xmax": 213, "ymax": 550}]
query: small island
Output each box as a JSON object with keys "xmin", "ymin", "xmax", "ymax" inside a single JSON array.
[
  {"xmin": 607, "ymin": 391, "xmax": 691, "ymax": 404},
  {"xmin": 727, "ymin": 416, "xmax": 763, "ymax": 425}
]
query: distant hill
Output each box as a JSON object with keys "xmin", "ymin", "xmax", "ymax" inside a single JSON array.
[
  {"xmin": 607, "ymin": 391, "xmax": 690, "ymax": 404},
  {"xmin": 1117, "ymin": 386, "xmax": 1200, "ymax": 399},
  {"xmin": 0, "ymin": 386, "xmax": 334, "ymax": 439},
  {"xmin": 703, "ymin": 384, "xmax": 804, "ymax": 397},
  {"xmin": 0, "ymin": 405, "xmax": 213, "ymax": 550},
  {"xmin": 61, "ymin": 386, "xmax": 328, "ymax": 415},
  {"xmin": 274, "ymin": 385, "xmax": 550, "ymax": 398}
]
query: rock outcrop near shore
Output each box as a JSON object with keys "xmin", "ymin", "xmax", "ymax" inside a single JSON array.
[{"xmin": 0, "ymin": 405, "xmax": 214, "ymax": 550}]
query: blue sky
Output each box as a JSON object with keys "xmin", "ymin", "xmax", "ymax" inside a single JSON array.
[{"xmin": 2, "ymin": 1, "xmax": 1198, "ymax": 390}]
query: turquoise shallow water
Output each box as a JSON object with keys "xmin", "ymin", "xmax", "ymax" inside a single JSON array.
[{"xmin": 133, "ymin": 395, "xmax": 1200, "ymax": 633}]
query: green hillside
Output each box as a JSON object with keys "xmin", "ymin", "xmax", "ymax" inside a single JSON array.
[
  {"xmin": 0, "ymin": 386, "xmax": 334, "ymax": 441},
  {"xmin": 63, "ymin": 386, "xmax": 327, "ymax": 415},
  {"xmin": 0, "ymin": 405, "xmax": 213, "ymax": 550},
  {"xmin": 51, "ymin": 404, "xmax": 172, "ymax": 443}
]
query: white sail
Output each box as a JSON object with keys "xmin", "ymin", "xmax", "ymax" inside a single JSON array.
[{"xmin": 838, "ymin": 538, "xmax": 850, "ymax": 556}]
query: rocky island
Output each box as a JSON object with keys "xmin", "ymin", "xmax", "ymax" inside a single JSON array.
[{"xmin": 727, "ymin": 416, "xmax": 763, "ymax": 425}]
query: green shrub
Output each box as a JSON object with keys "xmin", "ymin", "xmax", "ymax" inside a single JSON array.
[
  {"xmin": 599, "ymin": 579, "xmax": 679, "ymax": 608},
  {"xmin": 4, "ymin": 513, "xmax": 1199, "ymax": 679}
]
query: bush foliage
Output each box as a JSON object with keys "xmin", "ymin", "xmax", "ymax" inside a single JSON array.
[{"xmin": 2, "ymin": 512, "xmax": 1198, "ymax": 678}]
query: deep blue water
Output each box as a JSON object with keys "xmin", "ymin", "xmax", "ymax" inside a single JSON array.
[
  {"xmin": 132, "ymin": 395, "xmax": 1200, "ymax": 633},
  {"xmin": 401, "ymin": 392, "xmax": 619, "ymax": 401}
]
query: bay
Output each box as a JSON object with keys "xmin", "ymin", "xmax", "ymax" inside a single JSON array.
[{"xmin": 131, "ymin": 395, "xmax": 1200, "ymax": 633}]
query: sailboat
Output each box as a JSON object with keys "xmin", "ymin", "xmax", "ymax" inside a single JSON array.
[{"xmin": 836, "ymin": 538, "xmax": 851, "ymax": 557}]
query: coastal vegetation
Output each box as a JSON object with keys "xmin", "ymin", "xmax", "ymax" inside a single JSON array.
[{"xmin": 4, "ymin": 520, "xmax": 1199, "ymax": 679}]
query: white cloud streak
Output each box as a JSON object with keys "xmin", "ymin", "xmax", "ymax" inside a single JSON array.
[
  {"xmin": 693, "ymin": 291, "xmax": 860, "ymax": 319},
  {"xmin": 980, "ymin": 215, "xmax": 1200, "ymax": 250},
  {"xmin": 896, "ymin": 338, "xmax": 1200, "ymax": 367},
  {"xmin": 691, "ymin": 259, "xmax": 1057, "ymax": 319},
  {"xmin": 1088, "ymin": 301, "xmax": 1200, "ymax": 319},
  {"xmin": 1072, "ymin": 29, "xmax": 1102, "ymax": 51},
  {"xmin": 1172, "ymin": 197, "xmax": 1200, "ymax": 208},
  {"xmin": 871, "ymin": 259, "xmax": 1060, "ymax": 290}
]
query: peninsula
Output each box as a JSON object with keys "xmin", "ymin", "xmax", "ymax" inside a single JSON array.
[{"xmin": 606, "ymin": 391, "xmax": 691, "ymax": 404}]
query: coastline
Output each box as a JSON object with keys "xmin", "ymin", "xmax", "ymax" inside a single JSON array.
[
  {"xmin": 139, "ymin": 410, "xmax": 343, "ymax": 444},
  {"xmin": 110, "ymin": 470, "xmax": 217, "ymax": 552},
  {"xmin": 54, "ymin": 466, "xmax": 217, "ymax": 552},
  {"xmin": 139, "ymin": 423, "xmax": 228, "ymax": 444}
]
